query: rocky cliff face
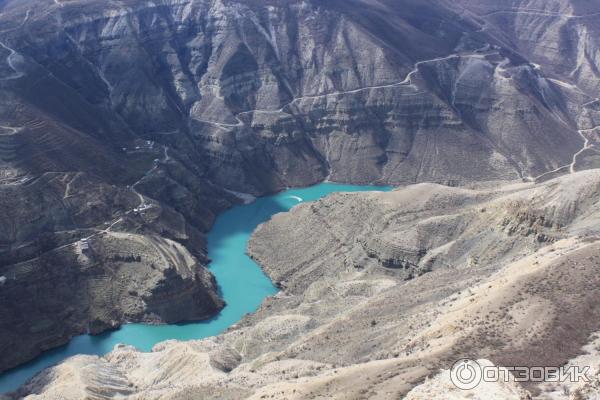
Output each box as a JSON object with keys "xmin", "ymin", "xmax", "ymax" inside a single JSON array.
[
  {"xmin": 13, "ymin": 170, "xmax": 600, "ymax": 399},
  {"xmin": 0, "ymin": 147, "xmax": 231, "ymax": 372},
  {"xmin": 1, "ymin": 0, "xmax": 600, "ymax": 381},
  {"xmin": 0, "ymin": 230, "xmax": 224, "ymax": 373},
  {"xmin": 1, "ymin": 0, "xmax": 596, "ymax": 190}
]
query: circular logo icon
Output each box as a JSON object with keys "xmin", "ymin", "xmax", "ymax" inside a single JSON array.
[{"xmin": 450, "ymin": 359, "xmax": 482, "ymax": 390}]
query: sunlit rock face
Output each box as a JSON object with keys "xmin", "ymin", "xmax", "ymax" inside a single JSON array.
[
  {"xmin": 1, "ymin": 0, "xmax": 594, "ymax": 191},
  {"xmin": 0, "ymin": 0, "xmax": 599, "ymax": 376}
]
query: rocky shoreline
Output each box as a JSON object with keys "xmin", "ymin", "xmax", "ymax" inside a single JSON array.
[{"xmin": 11, "ymin": 170, "xmax": 600, "ymax": 399}]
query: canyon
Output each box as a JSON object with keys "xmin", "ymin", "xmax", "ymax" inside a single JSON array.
[
  {"xmin": 11, "ymin": 170, "xmax": 600, "ymax": 399},
  {"xmin": 1, "ymin": 0, "xmax": 600, "ymax": 398}
]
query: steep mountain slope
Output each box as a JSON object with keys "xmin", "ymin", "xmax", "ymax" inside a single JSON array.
[
  {"xmin": 1, "ymin": 0, "xmax": 594, "ymax": 189},
  {"xmin": 453, "ymin": 0, "xmax": 600, "ymax": 178},
  {"xmin": 1, "ymin": 0, "xmax": 599, "ymax": 378},
  {"xmin": 454, "ymin": 0, "xmax": 600, "ymax": 93},
  {"xmin": 13, "ymin": 170, "xmax": 600, "ymax": 399}
]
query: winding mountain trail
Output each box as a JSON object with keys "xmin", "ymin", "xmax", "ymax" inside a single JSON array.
[
  {"xmin": 582, "ymin": 98, "xmax": 600, "ymax": 108},
  {"xmin": 570, "ymin": 127, "xmax": 599, "ymax": 173},
  {"xmin": 129, "ymin": 144, "xmax": 172, "ymax": 208},
  {"xmin": 0, "ymin": 41, "xmax": 24, "ymax": 80},
  {"xmin": 193, "ymin": 51, "xmax": 495, "ymax": 130},
  {"xmin": 62, "ymin": 172, "xmax": 80, "ymax": 199},
  {"xmin": 0, "ymin": 125, "xmax": 22, "ymax": 135},
  {"xmin": 532, "ymin": 125, "xmax": 600, "ymax": 181},
  {"xmin": 55, "ymin": 144, "xmax": 176, "ymax": 251},
  {"xmin": 482, "ymin": 9, "xmax": 600, "ymax": 19},
  {"xmin": 195, "ymin": 46, "xmax": 593, "ymax": 184},
  {"xmin": 20, "ymin": 10, "xmax": 31, "ymax": 26},
  {"xmin": 162, "ymin": 145, "xmax": 171, "ymax": 162}
]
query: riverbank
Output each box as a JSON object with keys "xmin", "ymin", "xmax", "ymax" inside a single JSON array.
[{"xmin": 0, "ymin": 183, "xmax": 392, "ymax": 394}]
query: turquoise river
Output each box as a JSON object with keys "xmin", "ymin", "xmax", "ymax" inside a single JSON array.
[{"xmin": 0, "ymin": 183, "xmax": 392, "ymax": 393}]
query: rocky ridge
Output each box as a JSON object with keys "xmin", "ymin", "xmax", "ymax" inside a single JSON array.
[{"xmin": 12, "ymin": 170, "xmax": 600, "ymax": 399}]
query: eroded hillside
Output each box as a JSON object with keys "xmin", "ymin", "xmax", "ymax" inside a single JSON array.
[{"xmin": 12, "ymin": 170, "xmax": 600, "ymax": 399}]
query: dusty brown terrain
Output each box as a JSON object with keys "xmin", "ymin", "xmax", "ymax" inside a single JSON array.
[{"xmin": 11, "ymin": 170, "xmax": 600, "ymax": 399}]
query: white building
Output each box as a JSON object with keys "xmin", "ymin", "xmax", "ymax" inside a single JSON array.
[{"xmin": 80, "ymin": 239, "xmax": 90, "ymax": 252}]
